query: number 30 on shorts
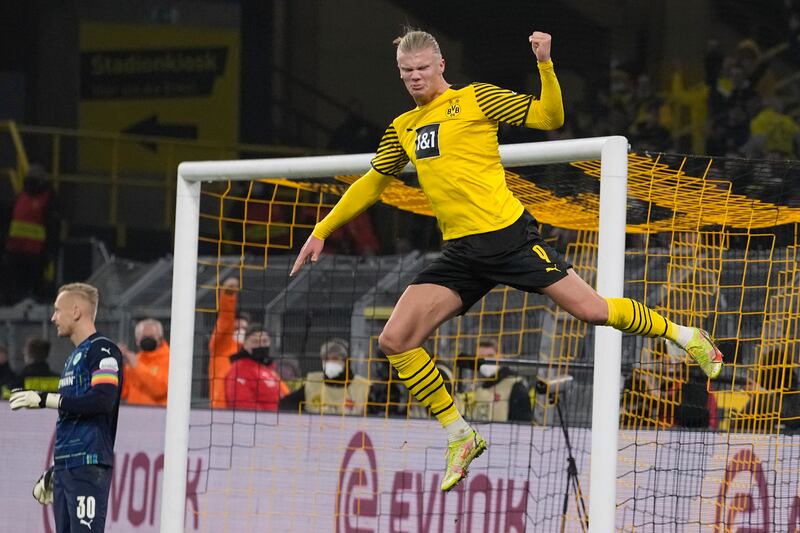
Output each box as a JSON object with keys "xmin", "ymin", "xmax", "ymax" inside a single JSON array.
[{"xmin": 76, "ymin": 495, "xmax": 96, "ymax": 520}]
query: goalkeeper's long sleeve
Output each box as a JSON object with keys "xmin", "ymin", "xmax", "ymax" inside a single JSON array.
[
  {"xmin": 59, "ymin": 383, "xmax": 118, "ymax": 415},
  {"xmin": 311, "ymin": 168, "xmax": 394, "ymax": 239},
  {"xmin": 524, "ymin": 60, "xmax": 564, "ymax": 130}
]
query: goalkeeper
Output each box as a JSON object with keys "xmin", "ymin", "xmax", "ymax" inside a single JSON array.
[
  {"xmin": 9, "ymin": 283, "xmax": 123, "ymax": 532},
  {"xmin": 291, "ymin": 29, "xmax": 723, "ymax": 492}
]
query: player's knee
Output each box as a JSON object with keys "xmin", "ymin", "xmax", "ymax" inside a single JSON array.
[{"xmin": 378, "ymin": 329, "xmax": 410, "ymax": 355}]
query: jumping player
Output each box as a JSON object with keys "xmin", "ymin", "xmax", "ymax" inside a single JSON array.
[{"xmin": 291, "ymin": 29, "xmax": 723, "ymax": 492}]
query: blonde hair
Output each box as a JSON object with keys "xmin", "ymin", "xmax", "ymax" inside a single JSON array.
[
  {"xmin": 393, "ymin": 29, "xmax": 441, "ymax": 56},
  {"xmin": 58, "ymin": 282, "xmax": 99, "ymax": 319}
]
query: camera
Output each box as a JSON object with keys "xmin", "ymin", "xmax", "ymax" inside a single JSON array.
[{"xmin": 534, "ymin": 374, "xmax": 574, "ymax": 395}]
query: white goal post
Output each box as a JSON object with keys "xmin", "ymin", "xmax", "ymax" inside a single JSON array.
[{"xmin": 161, "ymin": 136, "xmax": 629, "ymax": 533}]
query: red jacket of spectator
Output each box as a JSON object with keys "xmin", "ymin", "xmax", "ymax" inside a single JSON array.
[
  {"xmin": 225, "ymin": 353, "xmax": 288, "ymax": 411},
  {"xmin": 6, "ymin": 188, "xmax": 52, "ymax": 255}
]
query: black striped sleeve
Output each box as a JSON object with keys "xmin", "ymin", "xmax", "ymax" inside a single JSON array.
[
  {"xmin": 473, "ymin": 82, "xmax": 534, "ymax": 126},
  {"xmin": 370, "ymin": 124, "xmax": 409, "ymax": 176}
]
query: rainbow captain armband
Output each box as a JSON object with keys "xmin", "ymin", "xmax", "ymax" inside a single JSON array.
[{"xmin": 91, "ymin": 357, "xmax": 120, "ymax": 387}]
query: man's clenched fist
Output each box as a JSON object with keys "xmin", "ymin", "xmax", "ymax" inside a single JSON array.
[{"xmin": 529, "ymin": 31, "xmax": 552, "ymax": 62}]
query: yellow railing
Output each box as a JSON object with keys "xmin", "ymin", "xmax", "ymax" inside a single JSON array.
[
  {"xmin": 0, "ymin": 120, "xmax": 30, "ymax": 193},
  {"xmin": 0, "ymin": 121, "xmax": 326, "ymax": 241}
]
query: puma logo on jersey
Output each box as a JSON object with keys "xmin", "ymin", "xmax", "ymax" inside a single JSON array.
[
  {"xmin": 101, "ymin": 347, "xmax": 111, "ymax": 355},
  {"xmin": 80, "ymin": 518, "xmax": 93, "ymax": 529},
  {"xmin": 546, "ymin": 266, "xmax": 561, "ymax": 273}
]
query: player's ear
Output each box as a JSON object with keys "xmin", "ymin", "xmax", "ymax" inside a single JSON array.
[{"xmin": 66, "ymin": 296, "xmax": 81, "ymax": 321}]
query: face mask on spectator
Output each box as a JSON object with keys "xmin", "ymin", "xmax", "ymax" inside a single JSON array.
[
  {"xmin": 139, "ymin": 337, "xmax": 158, "ymax": 352},
  {"xmin": 323, "ymin": 360, "xmax": 345, "ymax": 380},
  {"xmin": 479, "ymin": 363, "xmax": 499, "ymax": 378},
  {"xmin": 234, "ymin": 329, "xmax": 247, "ymax": 345},
  {"xmin": 251, "ymin": 346, "xmax": 271, "ymax": 364}
]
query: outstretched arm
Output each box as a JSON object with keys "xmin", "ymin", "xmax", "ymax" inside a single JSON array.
[{"xmin": 291, "ymin": 167, "xmax": 393, "ymax": 275}]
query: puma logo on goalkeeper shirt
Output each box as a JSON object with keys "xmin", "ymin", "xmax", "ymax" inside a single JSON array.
[
  {"xmin": 101, "ymin": 347, "xmax": 110, "ymax": 355},
  {"xmin": 80, "ymin": 518, "xmax": 93, "ymax": 529}
]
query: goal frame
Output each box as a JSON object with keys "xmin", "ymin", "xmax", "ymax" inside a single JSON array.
[{"xmin": 161, "ymin": 136, "xmax": 629, "ymax": 533}]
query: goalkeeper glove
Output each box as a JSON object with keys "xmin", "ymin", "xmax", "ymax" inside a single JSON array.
[
  {"xmin": 9, "ymin": 389, "xmax": 61, "ymax": 410},
  {"xmin": 33, "ymin": 466, "xmax": 54, "ymax": 505}
]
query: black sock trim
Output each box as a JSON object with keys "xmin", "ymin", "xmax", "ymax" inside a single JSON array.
[
  {"xmin": 409, "ymin": 372, "xmax": 439, "ymax": 397},
  {"xmin": 401, "ymin": 355, "xmax": 433, "ymax": 381},
  {"xmin": 405, "ymin": 362, "xmax": 436, "ymax": 392},
  {"xmin": 416, "ymin": 378, "xmax": 444, "ymax": 403},
  {"xmin": 624, "ymin": 299, "xmax": 637, "ymax": 330},
  {"xmin": 636, "ymin": 301, "xmax": 653, "ymax": 336},
  {"xmin": 431, "ymin": 399, "xmax": 454, "ymax": 417}
]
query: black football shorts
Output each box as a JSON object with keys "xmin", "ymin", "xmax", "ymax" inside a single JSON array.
[{"xmin": 411, "ymin": 211, "xmax": 572, "ymax": 314}]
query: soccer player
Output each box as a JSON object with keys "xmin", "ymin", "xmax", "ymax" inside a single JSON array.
[
  {"xmin": 291, "ymin": 29, "xmax": 723, "ymax": 492},
  {"xmin": 10, "ymin": 283, "xmax": 123, "ymax": 532}
]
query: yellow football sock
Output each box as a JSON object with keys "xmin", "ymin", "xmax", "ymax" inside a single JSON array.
[
  {"xmin": 605, "ymin": 297, "xmax": 680, "ymax": 342},
  {"xmin": 386, "ymin": 347, "xmax": 460, "ymax": 427}
]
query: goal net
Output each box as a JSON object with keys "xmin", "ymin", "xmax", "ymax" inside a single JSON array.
[{"xmin": 160, "ymin": 139, "xmax": 800, "ymax": 532}]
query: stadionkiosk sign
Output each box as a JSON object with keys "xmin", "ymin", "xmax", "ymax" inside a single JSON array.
[{"xmin": 78, "ymin": 22, "xmax": 240, "ymax": 173}]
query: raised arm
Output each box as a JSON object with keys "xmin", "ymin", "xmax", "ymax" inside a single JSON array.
[
  {"xmin": 525, "ymin": 31, "xmax": 564, "ymax": 130},
  {"xmin": 472, "ymin": 32, "xmax": 563, "ymax": 131}
]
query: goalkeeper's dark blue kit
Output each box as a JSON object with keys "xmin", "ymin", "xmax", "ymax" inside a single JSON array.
[{"xmin": 53, "ymin": 333, "xmax": 123, "ymax": 533}]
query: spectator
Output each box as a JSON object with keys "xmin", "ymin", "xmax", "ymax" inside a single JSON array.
[
  {"xmin": 280, "ymin": 337, "xmax": 371, "ymax": 415},
  {"xmin": 208, "ymin": 277, "xmax": 250, "ymax": 408},
  {"xmin": 364, "ymin": 354, "xmax": 406, "ymax": 417},
  {"xmin": 629, "ymin": 100, "xmax": 672, "ymax": 153},
  {"xmin": 225, "ymin": 325, "xmax": 288, "ymax": 411},
  {"xmin": 674, "ymin": 365, "xmax": 715, "ymax": 429},
  {"xmin": 18, "ymin": 336, "xmax": 58, "ymax": 382},
  {"xmin": 744, "ymin": 96, "xmax": 800, "ymax": 159},
  {"xmin": 120, "ymin": 318, "xmax": 170, "ymax": 406},
  {"xmin": 460, "ymin": 339, "xmax": 532, "ymax": 423},
  {"xmin": 0, "ymin": 343, "xmax": 19, "ymax": 394},
  {"xmin": 2, "ymin": 164, "xmax": 60, "ymax": 304},
  {"xmin": 272, "ymin": 353, "xmax": 303, "ymax": 382}
]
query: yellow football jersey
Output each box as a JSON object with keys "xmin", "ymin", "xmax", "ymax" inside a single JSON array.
[{"xmin": 371, "ymin": 61, "xmax": 563, "ymax": 240}]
